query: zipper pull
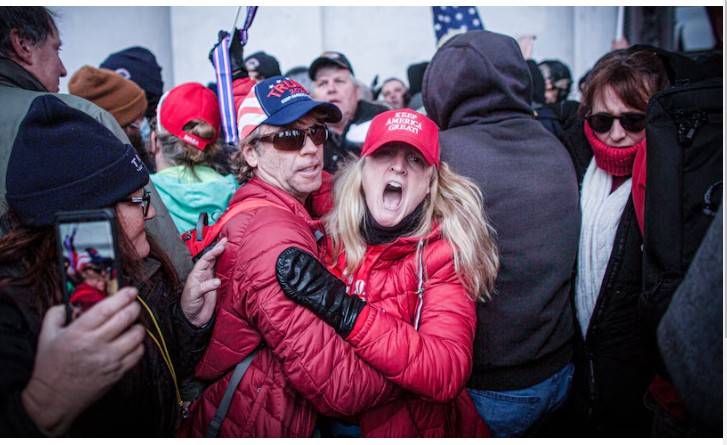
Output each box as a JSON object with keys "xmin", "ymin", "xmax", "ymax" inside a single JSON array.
[{"xmin": 678, "ymin": 111, "xmax": 707, "ymax": 147}]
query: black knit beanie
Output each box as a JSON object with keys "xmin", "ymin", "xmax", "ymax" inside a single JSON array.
[
  {"xmin": 100, "ymin": 46, "xmax": 164, "ymax": 97},
  {"xmin": 6, "ymin": 95, "xmax": 150, "ymax": 227}
]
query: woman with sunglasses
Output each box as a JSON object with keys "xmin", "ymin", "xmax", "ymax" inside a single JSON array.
[
  {"xmin": 0, "ymin": 96, "xmax": 225, "ymax": 436},
  {"xmin": 559, "ymin": 47, "xmax": 669, "ymax": 435},
  {"xmin": 149, "ymin": 82, "xmax": 239, "ymax": 234}
]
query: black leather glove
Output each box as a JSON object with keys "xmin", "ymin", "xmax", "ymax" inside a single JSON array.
[
  {"xmin": 276, "ymin": 247, "xmax": 366, "ymax": 338},
  {"xmin": 208, "ymin": 29, "xmax": 248, "ymax": 80}
]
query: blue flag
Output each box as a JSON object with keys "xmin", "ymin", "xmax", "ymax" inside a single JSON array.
[{"xmin": 432, "ymin": 6, "xmax": 484, "ymax": 45}]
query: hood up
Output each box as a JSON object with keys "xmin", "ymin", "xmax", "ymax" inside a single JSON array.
[{"xmin": 423, "ymin": 30, "xmax": 534, "ymax": 129}]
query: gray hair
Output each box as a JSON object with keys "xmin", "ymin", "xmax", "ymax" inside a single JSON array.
[{"xmin": 232, "ymin": 126, "xmax": 266, "ymax": 183}]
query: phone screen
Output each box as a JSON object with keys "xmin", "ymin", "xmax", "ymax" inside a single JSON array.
[{"xmin": 58, "ymin": 217, "xmax": 120, "ymax": 316}]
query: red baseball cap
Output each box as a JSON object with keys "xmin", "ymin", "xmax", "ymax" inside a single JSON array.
[
  {"xmin": 157, "ymin": 82, "xmax": 220, "ymax": 151},
  {"xmin": 361, "ymin": 109, "xmax": 440, "ymax": 167}
]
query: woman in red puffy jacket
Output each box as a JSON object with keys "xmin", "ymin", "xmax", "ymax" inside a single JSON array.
[{"xmin": 276, "ymin": 109, "xmax": 499, "ymax": 437}]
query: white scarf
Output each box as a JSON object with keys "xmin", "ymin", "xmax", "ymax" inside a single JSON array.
[{"xmin": 575, "ymin": 158, "xmax": 632, "ymax": 338}]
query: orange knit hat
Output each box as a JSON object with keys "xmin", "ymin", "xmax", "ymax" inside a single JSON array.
[{"xmin": 69, "ymin": 65, "xmax": 147, "ymax": 127}]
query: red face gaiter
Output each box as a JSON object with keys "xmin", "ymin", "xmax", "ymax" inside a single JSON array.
[
  {"xmin": 583, "ymin": 119, "xmax": 648, "ymax": 235},
  {"xmin": 583, "ymin": 119, "xmax": 645, "ymax": 177}
]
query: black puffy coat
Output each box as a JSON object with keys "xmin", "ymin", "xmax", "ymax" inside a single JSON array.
[{"xmin": 560, "ymin": 121, "xmax": 656, "ymax": 436}]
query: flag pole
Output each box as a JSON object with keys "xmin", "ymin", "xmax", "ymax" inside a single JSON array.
[
  {"xmin": 231, "ymin": 6, "xmax": 242, "ymax": 35},
  {"xmin": 615, "ymin": 6, "xmax": 625, "ymax": 40}
]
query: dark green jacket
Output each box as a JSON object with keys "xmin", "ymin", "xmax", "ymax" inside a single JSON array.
[{"xmin": 0, "ymin": 58, "xmax": 192, "ymax": 281}]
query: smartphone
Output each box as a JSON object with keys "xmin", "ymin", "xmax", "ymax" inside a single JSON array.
[{"xmin": 54, "ymin": 209, "xmax": 123, "ymax": 323}]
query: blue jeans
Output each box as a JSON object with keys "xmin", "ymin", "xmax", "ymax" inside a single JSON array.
[{"xmin": 468, "ymin": 362, "xmax": 574, "ymax": 437}]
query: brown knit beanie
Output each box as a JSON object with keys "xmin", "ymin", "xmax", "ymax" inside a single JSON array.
[{"xmin": 69, "ymin": 65, "xmax": 147, "ymax": 127}]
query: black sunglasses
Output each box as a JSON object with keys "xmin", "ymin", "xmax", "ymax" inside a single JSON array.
[
  {"xmin": 256, "ymin": 125, "xmax": 328, "ymax": 151},
  {"xmin": 122, "ymin": 189, "xmax": 151, "ymax": 217},
  {"xmin": 586, "ymin": 112, "xmax": 647, "ymax": 134}
]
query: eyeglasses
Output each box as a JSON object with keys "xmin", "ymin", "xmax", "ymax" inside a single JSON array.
[
  {"xmin": 256, "ymin": 125, "xmax": 328, "ymax": 151},
  {"xmin": 121, "ymin": 189, "xmax": 151, "ymax": 217},
  {"xmin": 586, "ymin": 112, "xmax": 647, "ymax": 134}
]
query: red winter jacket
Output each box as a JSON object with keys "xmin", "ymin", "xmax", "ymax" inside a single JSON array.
[
  {"xmin": 329, "ymin": 227, "xmax": 490, "ymax": 437},
  {"xmin": 68, "ymin": 282, "xmax": 106, "ymax": 312},
  {"xmin": 178, "ymin": 178, "xmax": 396, "ymax": 437}
]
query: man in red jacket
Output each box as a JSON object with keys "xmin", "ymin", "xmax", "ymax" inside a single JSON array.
[{"xmin": 180, "ymin": 76, "xmax": 397, "ymax": 437}]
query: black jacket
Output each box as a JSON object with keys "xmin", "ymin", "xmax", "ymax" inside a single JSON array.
[
  {"xmin": 422, "ymin": 30, "xmax": 580, "ymax": 391},
  {"xmin": 536, "ymin": 99, "xmax": 580, "ymax": 141},
  {"xmin": 323, "ymin": 100, "xmax": 388, "ymax": 173},
  {"xmin": 560, "ymin": 121, "xmax": 655, "ymax": 436},
  {"xmin": 0, "ymin": 259, "xmax": 211, "ymax": 437}
]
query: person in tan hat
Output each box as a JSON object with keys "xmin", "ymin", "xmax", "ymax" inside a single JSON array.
[{"xmin": 69, "ymin": 65, "xmax": 148, "ymax": 164}]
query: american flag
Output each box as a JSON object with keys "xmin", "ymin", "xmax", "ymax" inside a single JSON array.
[{"xmin": 432, "ymin": 6, "xmax": 484, "ymax": 45}]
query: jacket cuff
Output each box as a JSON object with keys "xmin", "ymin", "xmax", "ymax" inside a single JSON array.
[
  {"xmin": 171, "ymin": 302, "xmax": 214, "ymax": 377},
  {"xmin": 1, "ymin": 391, "xmax": 47, "ymax": 437},
  {"xmin": 345, "ymin": 304, "xmax": 373, "ymax": 344}
]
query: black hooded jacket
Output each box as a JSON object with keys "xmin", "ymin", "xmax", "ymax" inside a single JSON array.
[{"xmin": 422, "ymin": 31, "xmax": 580, "ymax": 390}]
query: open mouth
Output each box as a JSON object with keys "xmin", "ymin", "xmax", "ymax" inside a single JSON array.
[{"xmin": 383, "ymin": 180, "xmax": 403, "ymax": 211}]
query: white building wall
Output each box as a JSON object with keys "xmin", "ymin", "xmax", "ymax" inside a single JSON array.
[
  {"xmin": 169, "ymin": 6, "xmax": 325, "ymax": 89},
  {"xmin": 573, "ymin": 6, "xmax": 620, "ymax": 97},
  {"xmin": 170, "ymin": 6, "xmax": 592, "ymax": 92},
  {"xmin": 51, "ymin": 6, "xmax": 621, "ymax": 101},
  {"xmin": 479, "ymin": 6, "xmax": 575, "ymax": 67},
  {"xmin": 53, "ymin": 6, "xmax": 174, "ymax": 94},
  {"xmin": 316, "ymin": 6, "xmax": 437, "ymax": 87}
]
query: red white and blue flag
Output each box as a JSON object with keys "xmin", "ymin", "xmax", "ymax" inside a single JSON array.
[
  {"xmin": 432, "ymin": 6, "xmax": 484, "ymax": 45},
  {"xmin": 212, "ymin": 6, "xmax": 258, "ymax": 146}
]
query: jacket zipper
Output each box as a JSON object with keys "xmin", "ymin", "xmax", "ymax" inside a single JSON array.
[
  {"xmin": 675, "ymin": 110, "xmax": 708, "ymax": 147},
  {"xmin": 587, "ymin": 354, "xmax": 597, "ymax": 419}
]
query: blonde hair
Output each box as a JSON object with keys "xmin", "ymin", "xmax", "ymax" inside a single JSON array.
[
  {"xmin": 326, "ymin": 157, "xmax": 499, "ymax": 301},
  {"xmin": 155, "ymin": 118, "xmax": 225, "ymax": 178}
]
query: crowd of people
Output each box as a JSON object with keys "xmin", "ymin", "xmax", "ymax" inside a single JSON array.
[{"xmin": 0, "ymin": 6, "xmax": 721, "ymax": 438}]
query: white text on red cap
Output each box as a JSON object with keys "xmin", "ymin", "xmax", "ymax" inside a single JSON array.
[{"xmin": 386, "ymin": 111, "xmax": 422, "ymax": 135}]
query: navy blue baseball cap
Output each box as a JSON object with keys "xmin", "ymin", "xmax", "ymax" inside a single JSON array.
[
  {"xmin": 238, "ymin": 76, "xmax": 341, "ymax": 139},
  {"xmin": 244, "ymin": 51, "xmax": 282, "ymax": 79}
]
